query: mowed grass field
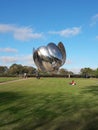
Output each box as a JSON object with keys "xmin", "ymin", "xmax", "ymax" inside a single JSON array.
[{"xmin": 0, "ymin": 77, "xmax": 98, "ymax": 130}]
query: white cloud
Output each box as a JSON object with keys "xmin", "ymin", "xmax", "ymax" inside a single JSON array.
[
  {"xmin": 48, "ymin": 27, "xmax": 81, "ymax": 37},
  {"xmin": 0, "ymin": 24, "xmax": 43, "ymax": 41},
  {"xmin": 0, "ymin": 56, "xmax": 18, "ymax": 63},
  {"xmin": 90, "ymin": 13, "xmax": 98, "ymax": 26},
  {"xmin": 69, "ymin": 68, "xmax": 81, "ymax": 74},
  {"xmin": 0, "ymin": 47, "xmax": 18, "ymax": 53},
  {"xmin": 20, "ymin": 54, "xmax": 35, "ymax": 66},
  {"xmin": 0, "ymin": 54, "xmax": 35, "ymax": 67}
]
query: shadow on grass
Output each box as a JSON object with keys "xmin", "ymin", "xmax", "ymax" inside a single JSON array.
[
  {"xmin": 81, "ymin": 85, "xmax": 98, "ymax": 95},
  {"xmin": 0, "ymin": 90, "xmax": 98, "ymax": 130},
  {"xmin": 0, "ymin": 91, "xmax": 24, "ymax": 128},
  {"xmin": 0, "ymin": 92, "xmax": 23, "ymax": 105}
]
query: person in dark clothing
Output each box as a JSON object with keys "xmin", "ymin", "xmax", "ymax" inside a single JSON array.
[{"xmin": 36, "ymin": 71, "xmax": 40, "ymax": 79}]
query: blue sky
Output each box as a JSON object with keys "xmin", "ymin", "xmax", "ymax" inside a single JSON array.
[{"xmin": 0, "ymin": 0, "xmax": 98, "ymax": 73}]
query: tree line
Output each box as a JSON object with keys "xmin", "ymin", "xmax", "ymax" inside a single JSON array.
[
  {"xmin": 0, "ymin": 63, "xmax": 98, "ymax": 78},
  {"xmin": 0, "ymin": 64, "xmax": 36, "ymax": 77}
]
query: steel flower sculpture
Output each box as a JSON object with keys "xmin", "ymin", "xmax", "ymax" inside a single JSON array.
[{"xmin": 33, "ymin": 42, "xmax": 66, "ymax": 73}]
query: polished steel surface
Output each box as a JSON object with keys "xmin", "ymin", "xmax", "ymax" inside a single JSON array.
[{"xmin": 33, "ymin": 42, "xmax": 66, "ymax": 73}]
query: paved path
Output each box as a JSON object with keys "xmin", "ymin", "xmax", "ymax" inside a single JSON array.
[{"xmin": 0, "ymin": 78, "xmax": 29, "ymax": 85}]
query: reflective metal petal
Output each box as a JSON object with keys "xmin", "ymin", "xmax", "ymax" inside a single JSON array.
[
  {"xmin": 47, "ymin": 43, "xmax": 62, "ymax": 61},
  {"xmin": 58, "ymin": 42, "xmax": 66, "ymax": 65}
]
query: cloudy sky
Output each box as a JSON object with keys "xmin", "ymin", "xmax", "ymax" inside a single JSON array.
[{"xmin": 0, "ymin": 0, "xmax": 98, "ymax": 73}]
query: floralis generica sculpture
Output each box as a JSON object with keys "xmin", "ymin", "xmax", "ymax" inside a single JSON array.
[{"xmin": 33, "ymin": 42, "xmax": 66, "ymax": 73}]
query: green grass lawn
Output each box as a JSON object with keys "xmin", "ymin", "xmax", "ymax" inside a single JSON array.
[{"xmin": 0, "ymin": 77, "xmax": 98, "ymax": 130}]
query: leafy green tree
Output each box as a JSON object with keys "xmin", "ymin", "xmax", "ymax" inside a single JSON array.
[
  {"xmin": 59, "ymin": 68, "xmax": 74, "ymax": 75},
  {"xmin": 23, "ymin": 66, "xmax": 36, "ymax": 75},
  {"xmin": 59, "ymin": 68, "xmax": 68, "ymax": 75},
  {"xmin": 8, "ymin": 64, "xmax": 23, "ymax": 75},
  {"xmin": 0, "ymin": 66, "xmax": 8, "ymax": 75},
  {"xmin": 80, "ymin": 67, "xmax": 94, "ymax": 78},
  {"xmin": 95, "ymin": 68, "xmax": 98, "ymax": 78}
]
